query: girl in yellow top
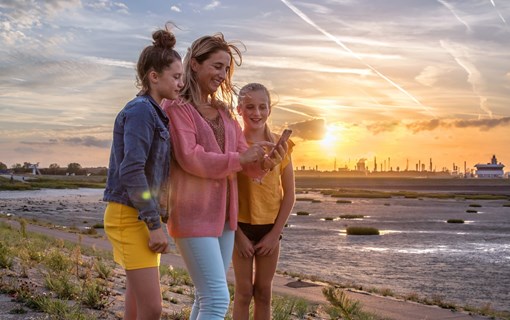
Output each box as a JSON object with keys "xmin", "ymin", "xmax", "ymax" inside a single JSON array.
[{"xmin": 233, "ymin": 83, "xmax": 296, "ymax": 320}]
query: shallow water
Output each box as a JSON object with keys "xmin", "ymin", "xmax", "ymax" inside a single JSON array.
[
  {"xmin": 281, "ymin": 192, "xmax": 510, "ymax": 311},
  {"xmin": 1, "ymin": 188, "xmax": 509, "ymax": 311}
]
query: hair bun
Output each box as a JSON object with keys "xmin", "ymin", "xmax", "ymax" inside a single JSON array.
[{"xmin": 152, "ymin": 30, "xmax": 176, "ymax": 50}]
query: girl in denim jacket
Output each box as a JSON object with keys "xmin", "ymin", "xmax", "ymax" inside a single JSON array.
[{"xmin": 103, "ymin": 24, "xmax": 183, "ymax": 320}]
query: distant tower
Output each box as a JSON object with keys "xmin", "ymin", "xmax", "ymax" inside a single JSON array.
[
  {"xmin": 374, "ymin": 157, "xmax": 377, "ymax": 172},
  {"xmin": 429, "ymin": 158, "xmax": 432, "ymax": 172},
  {"xmin": 406, "ymin": 158, "xmax": 409, "ymax": 171},
  {"xmin": 334, "ymin": 158, "xmax": 337, "ymax": 171},
  {"xmin": 388, "ymin": 157, "xmax": 391, "ymax": 172}
]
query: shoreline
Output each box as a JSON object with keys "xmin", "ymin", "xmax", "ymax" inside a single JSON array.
[
  {"xmin": 1, "ymin": 180, "xmax": 509, "ymax": 319},
  {"xmin": 294, "ymin": 176, "xmax": 510, "ymax": 194},
  {"xmin": 0, "ymin": 218, "xmax": 497, "ymax": 320}
]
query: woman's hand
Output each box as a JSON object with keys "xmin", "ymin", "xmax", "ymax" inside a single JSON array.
[
  {"xmin": 239, "ymin": 141, "xmax": 274, "ymax": 165},
  {"xmin": 148, "ymin": 228, "xmax": 169, "ymax": 253}
]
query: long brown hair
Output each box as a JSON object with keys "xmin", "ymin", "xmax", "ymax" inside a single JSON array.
[
  {"xmin": 181, "ymin": 33, "xmax": 243, "ymax": 117},
  {"xmin": 136, "ymin": 22, "xmax": 181, "ymax": 94}
]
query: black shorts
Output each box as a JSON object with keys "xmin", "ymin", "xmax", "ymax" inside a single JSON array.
[{"xmin": 238, "ymin": 222, "xmax": 282, "ymax": 243}]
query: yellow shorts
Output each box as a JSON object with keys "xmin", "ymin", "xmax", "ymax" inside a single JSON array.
[{"xmin": 104, "ymin": 202, "xmax": 161, "ymax": 270}]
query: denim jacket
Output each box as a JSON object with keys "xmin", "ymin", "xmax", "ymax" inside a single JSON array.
[{"xmin": 103, "ymin": 94, "xmax": 171, "ymax": 230}]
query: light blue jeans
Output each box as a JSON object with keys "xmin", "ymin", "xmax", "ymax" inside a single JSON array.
[{"xmin": 174, "ymin": 224, "xmax": 235, "ymax": 320}]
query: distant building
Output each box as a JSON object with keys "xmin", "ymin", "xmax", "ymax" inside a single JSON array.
[{"xmin": 474, "ymin": 155, "xmax": 505, "ymax": 178}]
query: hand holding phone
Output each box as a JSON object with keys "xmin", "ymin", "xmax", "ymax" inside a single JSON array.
[{"xmin": 268, "ymin": 129, "xmax": 292, "ymax": 158}]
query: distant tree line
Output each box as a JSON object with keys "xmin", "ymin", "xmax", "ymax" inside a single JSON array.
[{"xmin": 0, "ymin": 161, "xmax": 107, "ymax": 176}]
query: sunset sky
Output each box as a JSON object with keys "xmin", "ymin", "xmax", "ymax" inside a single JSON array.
[{"xmin": 1, "ymin": 0, "xmax": 509, "ymax": 173}]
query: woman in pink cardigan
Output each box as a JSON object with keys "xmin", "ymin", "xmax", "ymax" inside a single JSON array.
[{"xmin": 162, "ymin": 33, "xmax": 284, "ymax": 320}]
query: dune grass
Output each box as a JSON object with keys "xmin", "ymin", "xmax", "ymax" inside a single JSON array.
[{"xmin": 4, "ymin": 220, "xmax": 385, "ymax": 320}]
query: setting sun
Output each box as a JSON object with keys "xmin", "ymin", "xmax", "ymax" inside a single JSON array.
[{"xmin": 320, "ymin": 124, "xmax": 342, "ymax": 148}]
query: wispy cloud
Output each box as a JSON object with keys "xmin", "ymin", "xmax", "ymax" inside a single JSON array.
[
  {"xmin": 20, "ymin": 136, "xmax": 111, "ymax": 148},
  {"xmin": 489, "ymin": 0, "xmax": 508, "ymax": 26},
  {"xmin": 279, "ymin": 0, "xmax": 435, "ymax": 116},
  {"xmin": 437, "ymin": 0, "xmax": 472, "ymax": 33},
  {"xmin": 288, "ymin": 118, "xmax": 326, "ymax": 140},
  {"xmin": 171, "ymin": 5, "xmax": 181, "ymax": 13},
  {"xmin": 364, "ymin": 117, "xmax": 510, "ymax": 134},
  {"xmin": 62, "ymin": 136, "xmax": 111, "ymax": 148},
  {"xmin": 204, "ymin": 1, "xmax": 220, "ymax": 10},
  {"xmin": 441, "ymin": 40, "xmax": 492, "ymax": 118},
  {"xmin": 85, "ymin": 0, "xmax": 129, "ymax": 14}
]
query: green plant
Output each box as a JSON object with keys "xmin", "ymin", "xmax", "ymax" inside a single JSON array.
[
  {"xmin": 161, "ymin": 265, "xmax": 193, "ymax": 286},
  {"xmin": 346, "ymin": 226, "xmax": 380, "ymax": 235},
  {"xmin": 0, "ymin": 242, "xmax": 13, "ymax": 268},
  {"xmin": 93, "ymin": 258, "xmax": 112, "ymax": 280},
  {"xmin": 322, "ymin": 286, "xmax": 361, "ymax": 320},
  {"xmin": 19, "ymin": 218, "xmax": 28, "ymax": 238},
  {"xmin": 45, "ymin": 249, "xmax": 72, "ymax": 273},
  {"xmin": 162, "ymin": 307, "xmax": 192, "ymax": 320},
  {"xmin": 44, "ymin": 273, "xmax": 78, "ymax": 299},
  {"xmin": 271, "ymin": 295, "xmax": 309, "ymax": 320},
  {"xmin": 81, "ymin": 279, "xmax": 111, "ymax": 310}
]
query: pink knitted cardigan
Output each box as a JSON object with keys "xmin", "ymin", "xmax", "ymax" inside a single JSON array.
[{"xmin": 162, "ymin": 99, "xmax": 265, "ymax": 238}]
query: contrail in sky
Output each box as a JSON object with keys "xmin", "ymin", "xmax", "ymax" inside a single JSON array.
[
  {"xmin": 437, "ymin": 0, "xmax": 472, "ymax": 32},
  {"xmin": 280, "ymin": 0, "xmax": 435, "ymax": 117},
  {"xmin": 489, "ymin": 0, "xmax": 508, "ymax": 25},
  {"xmin": 277, "ymin": 106, "xmax": 315, "ymax": 118}
]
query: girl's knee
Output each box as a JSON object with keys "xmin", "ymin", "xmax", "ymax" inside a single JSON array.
[
  {"xmin": 253, "ymin": 285, "xmax": 272, "ymax": 304},
  {"xmin": 139, "ymin": 303, "xmax": 162, "ymax": 320},
  {"xmin": 234, "ymin": 289, "xmax": 253, "ymax": 305}
]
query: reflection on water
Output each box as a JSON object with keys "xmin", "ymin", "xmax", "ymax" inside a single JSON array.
[
  {"xmin": 280, "ymin": 191, "xmax": 510, "ymax": 312},
  {"xmin": 1, "ymin": 188, "xmax": 509, "ymax": 311}
]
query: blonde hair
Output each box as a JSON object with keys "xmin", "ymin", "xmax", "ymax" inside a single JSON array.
[
  {"xmin": 238, "ymin": 83, "xmax": 275, "ymax": 143},
  {"xmin": 181, "ymin": 33, "xmax": 243, "ymax": 117}
]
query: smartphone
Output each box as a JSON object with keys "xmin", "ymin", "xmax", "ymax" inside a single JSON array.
[{"xmin": 269, "ymin": 129, "xmax": 292, "ymax": 158}]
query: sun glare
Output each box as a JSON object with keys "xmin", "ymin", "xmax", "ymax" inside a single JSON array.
[{"xmin": 320, "ymin": 125, "xmax": 341, "ymax": 148}]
